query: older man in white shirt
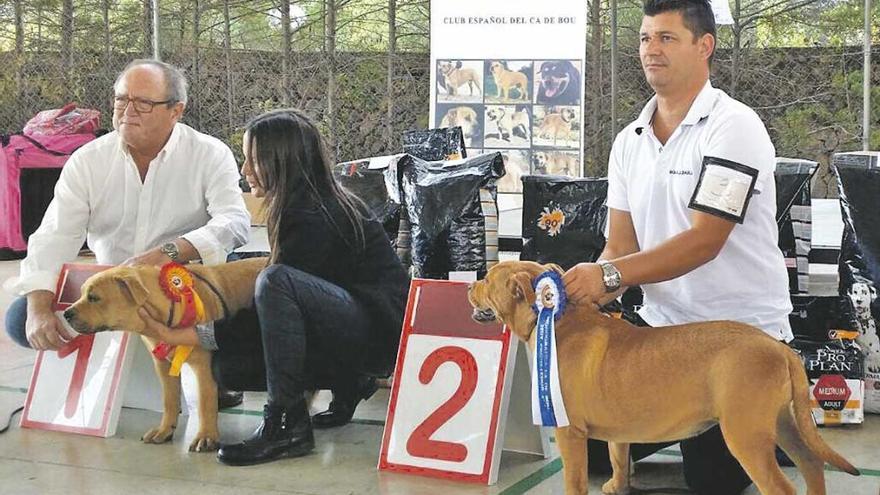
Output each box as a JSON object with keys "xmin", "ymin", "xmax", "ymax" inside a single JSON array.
[{"xmin": 4, "ymin": 59, "xmax": 249, "ymax": 354}]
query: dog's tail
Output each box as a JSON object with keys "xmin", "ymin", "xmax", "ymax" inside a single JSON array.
[{"xmin": 786, "ymin": 351, "xmax": 860, "ymax": 475}]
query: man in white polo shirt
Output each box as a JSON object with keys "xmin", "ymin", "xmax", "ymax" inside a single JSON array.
[{"xmin": 563, "ymin": 0, "xmax": 792, "ymax": 493}]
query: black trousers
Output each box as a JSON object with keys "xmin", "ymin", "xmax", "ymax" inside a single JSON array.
[
  {"xmin": 586, "ymin": 312, "xmax": 753, "ymax": 495},
  {"xmin": 211, "ymin": 264, "xmax": 373, "ymax": 409}
]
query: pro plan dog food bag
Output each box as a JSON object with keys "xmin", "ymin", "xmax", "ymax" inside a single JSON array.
[
  {"xmin": 790, "ymin": 338, "xmax": 865, "ymax": 425},
  {"xmin": 399, "ymin": 152, "xmax": 504, "ymax": 280},
  {"xmin": 333, "ymin": 154, "xmax": 410, "ymax": 249},
  {"xmin": 834, "ymin": 151, "xmax": 880, "ymax": 414},
  {"xmin": 775, "ymin": 158, "xmax": 818, "ymax": 295}
]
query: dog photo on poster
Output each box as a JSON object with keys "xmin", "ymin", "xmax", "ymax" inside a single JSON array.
[{"xmin": 430, "ymin": 0, "xmax": 587, "ymax": 195}]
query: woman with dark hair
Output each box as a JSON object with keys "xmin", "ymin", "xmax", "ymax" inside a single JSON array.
[{"xmin": 139, "ymin": 108, "xmax": 409, "ymax": 465}]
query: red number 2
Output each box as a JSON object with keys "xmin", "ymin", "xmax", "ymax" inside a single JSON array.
[{"xmin": 406, "ymin": 346, "xmax": 478, "ymax": 462}]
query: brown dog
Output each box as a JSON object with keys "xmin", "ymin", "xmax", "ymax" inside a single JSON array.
[
  {"xmin": 439, "ymin": 61, "xmax": 482, "ymax": 97},
  {"xmin": 468, "ymin": 261, "xmax": 859, "ymax": 495},
  {"xmin": 63, "ymin": 257, "xmax": 267, "ymax": 452},
  {"xmin": 490, "ymin": 61, "xmax": 529, "ymax": 100},
  {"xmin": 538, "ymin": 108, "xmax": 577, "ymax": 143}
]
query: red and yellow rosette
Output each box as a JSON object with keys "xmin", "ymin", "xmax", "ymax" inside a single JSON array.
[{"xmin": 156, "ymin": 262, "xmax": 206, "ymax": 376}]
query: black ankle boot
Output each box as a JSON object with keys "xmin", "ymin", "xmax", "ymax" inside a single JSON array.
[
  {"xmin": 217, "ymin": 403, "xmax": 314, "ymax": 466},
  {"xmin": 312, "ymin": 376, "xmax": 379, "ymax": 429}
]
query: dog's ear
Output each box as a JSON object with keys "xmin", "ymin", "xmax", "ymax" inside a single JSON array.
[
  {"xmin": 512, "ymin": 272, "xmax": 535, "ymax": 302},
  {"xmin": 115, "ymin": 272, "xmax": 148, "ymax": 306},
  {"xmin": 455, "ymin": 60, "xmax": 463, "ymax": 68}
]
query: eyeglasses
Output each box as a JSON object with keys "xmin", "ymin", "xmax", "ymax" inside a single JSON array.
[{"xmin": 112, "ymin": 95, "xmax": 175, "ymax": 113}]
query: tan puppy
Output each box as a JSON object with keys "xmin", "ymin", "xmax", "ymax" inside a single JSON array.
[
  {"xmin": 439, "ymin": 61, "xmax": 482, "ymax": 97},
  {"xmin": 440, "ymin": 106, "xmax": 478, "ymax": 144},
  {"xmin": 63, "ymin": 257, "xmax": 267, "ymax": 452},
  {"xmin": 533, "ymin": 151, "xmax": 577, "ymax": 176},
  {"xmin": 538, "ymin": 108, "xmax": 577, "ymax": 143},
  {"xmin": 468, "ymin": 261, "xmax": 859, "ymax": 495},
  {"xmin": 490, "ymin": 61, "xmax": 529, "ymax": 100}
]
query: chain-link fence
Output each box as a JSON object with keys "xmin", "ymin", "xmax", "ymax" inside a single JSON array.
[{"xmin": 0, "ymin": 0, "xmax": 876, "ymax": 195}]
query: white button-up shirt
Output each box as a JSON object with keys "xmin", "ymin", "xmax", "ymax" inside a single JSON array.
[
  {"xmin": 6, "ymin": 123, "xmax": 250, "ymax": 295},
  {"xmin": 606, "ymin": 81, "xmax": 793, "ymax": 341}
]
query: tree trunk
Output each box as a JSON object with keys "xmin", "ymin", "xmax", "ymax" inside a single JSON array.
[
  {"xmin": 144, "ymin": 0, "xmax": 153, "ymax": 57},
  {"xmin": 587, "ymin": 0, "xmax": 603, "ymax": 174},
  {"xmin": 325, "ymin": 0, "xmax": 338, "ymax": 157},
  {"xmin": 103, "ymin": 0, "xmax": 111, "ymax": 66},
  {"xmin": 223, "ymin": 0, "xmax": 234, "ymax": 136},
  {"xmin": 192, "ymin": 0, "xmax": 202, "ymax": 127},
  {"xmin": 14, "ymin": 0, "xmax": 24, "ymax": 123},
  {"xmin": 731, "ymin": 0, "xmax": 742, "ymax": 97},
  {"xmin": 281, "ymin": 0, "xmax": 292, "ymax": 105},
  {"xmin": 61, "ymin": 0, "xmax": 74, "ymax": 101},
  {"xmin": 386, "ymin": 0, "xmax": 397, "ymax": 151}
]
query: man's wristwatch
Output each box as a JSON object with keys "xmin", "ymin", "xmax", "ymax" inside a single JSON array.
[
  {"xmin": 596, "ymin": 259, "xmax": 622, "ymax": 293},
  {"xmin": 160, "ymin": 241, "xmax": 180, "ymax": 261}
]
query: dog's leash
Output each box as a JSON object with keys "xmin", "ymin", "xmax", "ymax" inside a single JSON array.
[{"xmin": 189, "ymin": 270, "xmax": 230, "ymax": 321}]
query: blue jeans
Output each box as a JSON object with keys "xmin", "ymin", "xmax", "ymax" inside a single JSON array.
[
  {"xmin": 4, "ymin": 296, "xmax": 30, "ymax": 348},
  {"xmin": 212, "ymin": 264, "xmax": 374, "ymax": 409}
]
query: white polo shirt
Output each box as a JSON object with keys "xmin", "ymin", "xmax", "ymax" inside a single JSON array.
[{"xmin": 606, "ymin": 81, "xmax": 793, "ymax": 341}]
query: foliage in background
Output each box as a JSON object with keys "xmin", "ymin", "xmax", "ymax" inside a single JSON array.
[{"xmin": 0, "ymin": 0, "xmax": 876, "ymax": 196}]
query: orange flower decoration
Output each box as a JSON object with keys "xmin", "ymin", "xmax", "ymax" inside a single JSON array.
[
  {"xmin": 537, "ymin": 206, "xmax": 566, "ymax": 237},
  {"xmin": 159, "ymin": 262, "xmax": 194, "ymax": 302}
]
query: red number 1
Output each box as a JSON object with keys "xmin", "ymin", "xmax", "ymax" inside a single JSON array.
[
  {"xmin": 56, "ymin": 334, "xmax": 95, "ymax": 418},
  {"xmin": 406, "ymin": 346, "xmax": 478, "ymax": 462}
]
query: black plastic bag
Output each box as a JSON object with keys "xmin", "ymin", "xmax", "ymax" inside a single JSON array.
[
  {"xmin": 333, "ymin": 154, "xmax": 409, "ymax": 247},
  {"xmin": 401, "ymin": 153, "xmax": 504, "ymax": 279},
  {"xmin": 401, "ymin": 127, "xmax": 467, "ymax": 162},
  {"xmin": 520, "ymin": 175, "xmax": 608, "ymax": 270},
  {"xmin": 834, "ymin": 151, "xmax": 880, "ymax": 413},
  {"xmin": 788, "ymin": 295, "xmax": 859, "ymax": 342},
  {"xmin": 775, "ymin": 158, "xmax": 818, "ymax": 294}
]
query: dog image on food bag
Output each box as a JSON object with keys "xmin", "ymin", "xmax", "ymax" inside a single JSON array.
[
  {"xmin": 468, "ymin": 260, "xmax": 860, "ymax": 495},
  {"xmin": 849, "ymin": 282, "xmax": 880, "ymax": 372},
  {"xmin": 62, "ymin": 257, "xmax": 267, "ymax": 452}
]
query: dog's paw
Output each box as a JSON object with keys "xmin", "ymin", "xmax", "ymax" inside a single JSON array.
[
  {"xmin": 601, "ymin": 478, "xmax": 631, "ymax": 494},
  {"xmin": 141, "ymin": 425, "xmax": 175, "ymax": 444},
  {"xmin": 188, "ymin": 431, "xmax": 220, "ymax": 452}
]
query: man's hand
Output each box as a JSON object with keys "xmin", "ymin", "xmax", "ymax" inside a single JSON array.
[
  {"xmin": 123, "ymin": 246, "xmax": 173, "ymax": 267},
  {"xmin": 138, "ymin": 308, "xmax": 200, "ymax": 347},
  {"xmin": 562, "ymin": 263, "xmax": 607, "ymax": 306},
  {"xmin": 26, "ymin": 309, "xmax": 71, "ymax": 351}
]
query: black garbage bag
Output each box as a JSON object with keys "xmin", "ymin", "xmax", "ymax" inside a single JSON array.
[
  {"xmin": 788, "ymin": 295, "xmax": 859, "ymax": 342},
  {"xmin": 775, "ymin": 158, "xmax": 818, "ymax": 294},
  {"xmin": 333, "ymin": 154, "xmax": 410, "ymax": 248},
  {"xmin": 520, "ymin": 175, "xmax": 608, "ymax": 270},
  {"xmin": 834, "ymin": 151, "xmax": 880, "ymax": 413},
  {"xmin": 401, "ymin": 152, "xmax": 504, "ymax": 279},
  {"xmin": 519, "ymin": 174, "xmax": 642, "ymax": 319},
  {"xmin": 401, "ymin": 127, "xmax": 467, "ymax": 161}
]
